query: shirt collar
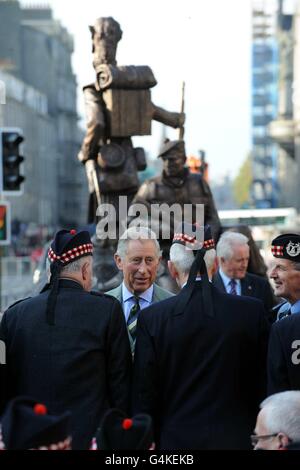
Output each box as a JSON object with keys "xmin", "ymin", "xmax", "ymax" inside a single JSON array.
[
  {"xmin": 122, "ymin": 282, "xmax": 154, "ymax": 303},
  {"xmin": 291, "ymin": 299, "xmax": 300, "ymax": 314},
  {"xmin": 219, "ymin": 268, "xmax": 238, "ymax": 287},
  {"xmin": 182, "ymin": 277, "xmax": 203, "ymax": 289}
]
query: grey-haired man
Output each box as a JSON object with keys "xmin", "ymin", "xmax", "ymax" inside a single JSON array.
[{"xmin": 107, "ymin": 226, "xmax": 173, "ymax": 354}]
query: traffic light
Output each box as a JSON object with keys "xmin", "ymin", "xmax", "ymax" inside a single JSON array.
[
  {"xmin": 0, "ymin": 201, "xmax": 11, "ymax": 245},
  {"xmin": 0, "ymin": 128, "xmax": 25, "ymax": 194}
]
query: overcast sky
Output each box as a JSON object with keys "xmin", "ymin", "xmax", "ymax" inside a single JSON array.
[{"xmin": 21, "ymin": 0, "xmax": 253, "ymax": 181}]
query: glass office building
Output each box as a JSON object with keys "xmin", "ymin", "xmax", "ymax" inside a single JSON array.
[{"xmin": 251, "ymin": 0, "xmax": 279, "ymax": 207}]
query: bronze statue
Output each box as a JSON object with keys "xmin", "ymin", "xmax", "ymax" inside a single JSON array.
[
  {"xmin": 131, "ymin": 139, "xmax": 221, "ymax": 292},
  {"xmin": 79, "ymin": 17, "xmax": 185, "ymax": 222},
  {"xmin": 79, "ymin": 17, "xmax": 185, "ymax": 290}
]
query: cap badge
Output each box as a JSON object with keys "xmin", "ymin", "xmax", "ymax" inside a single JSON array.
[{"xmin": 286, "ymin": 241, "xmax": 300, "ymax": 257}]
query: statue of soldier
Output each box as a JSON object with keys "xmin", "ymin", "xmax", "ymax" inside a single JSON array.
[
  {"xmin": 78, "ymin": 17, "xmax": 185, "ymax": 290},
  {"xmin": 130, "ymin": 139, "xmax": 221, "ymax": 292},
  {"xmin": 78, "ymin": 16, "xmax": 185, "ymax": 222}
]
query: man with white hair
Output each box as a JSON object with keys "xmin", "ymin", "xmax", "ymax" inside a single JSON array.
[
  {"xmin": 213, "ymin": 231, "xmax": 275, "ymax": 321},
  {"xmin": 107, "ymin": 226, "xmax": 173, "ymax": 353},
  {"xmin": 133, "ymin": 224, "xmax": 269, "ymax": 449},
  {"xmin": 252, "ymin": 391, "xmax": 300, "ymax": 450}
]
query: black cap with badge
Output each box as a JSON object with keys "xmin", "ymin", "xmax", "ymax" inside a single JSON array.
[
  {"xmin": 271, "ymin": 233, "xmax": 300, "ymax": 262},
  {"xmin": 45, "ymin": 229, "xmax": 93, "ymax": 325}
]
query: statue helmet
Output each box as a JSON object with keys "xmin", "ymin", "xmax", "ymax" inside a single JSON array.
[
  {"xmin": 158, "ymin": 139, "xmax": 186, "ymax": 159},
  {"xmin": 89, "ymin": 17, "xmax": 123, "ymax": 43}
]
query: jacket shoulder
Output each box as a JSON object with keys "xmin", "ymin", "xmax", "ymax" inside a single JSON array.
[
  {"xmin": 245, "ymin": 272, "xmax": 268, "ymax": 285},
  {"xmin": 153, "ymin": 283, "xmax": 174, "ymax": 300},
  {"xmin": 140, "ymin": 294, "xmax": 178, "ymax": 319},
  {"xmin": 214, "ymin": 284, "xmax": 263, "ymax": 308},
  {"xmin": 90, "ymin": 290, "xmax": 107, "ymax": 297},
  {"xmin": 105, "ymin": 285, "xmax": 121, "ymax": 298},
  {"xmin": 212, "ymin": 271, "xmax": 224, "ymax": 287},
  {"xmin": 5, "ymin": 297, "xmax": 31, "ymax": 311},
  {"xmin": 90, "ymin": 290, "xmax": 119, "ymax": 302}
]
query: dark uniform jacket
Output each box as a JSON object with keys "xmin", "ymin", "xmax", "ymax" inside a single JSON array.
[
  {"xmin": 133, "ymin": 283, "xmax": 269, "ymax": 450},
  {"xmin": 268, "ymin": 314, "xmax": 300, "ymax": 395},
  {"xmin": 0, "ymin": 279, "xmax": 132, "ymax": 449},
  {"xmin": 213, "ymin": 270, "xmax": 276, "ymax": 322}
]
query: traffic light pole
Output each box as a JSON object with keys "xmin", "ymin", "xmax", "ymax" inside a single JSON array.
[
  {"xmin": 0, "ymin": 198, "xmax": 9, "ymax": 314},
  {"xmin": 0, "ymin": 191, "xmax": 2, "ymax": 313},
  {"xmin": 0, "ymin": 101, "xmax": 5, "ymax": 313},
  {"xmin": 0, "ymin": 190, "xmax": 3, "ymax": 313},
  {"xmin": 0, "ymin": 126, "xmax": 25, "ymax": 312},
  {"xmin": 0, "ymin": 245, "xmax": 2, "ymax": 313},
  {"xmin": 0, "ymin": 128, "xmax": 25, "ymax": 194}
]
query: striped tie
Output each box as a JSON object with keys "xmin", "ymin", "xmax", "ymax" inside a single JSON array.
[
  {"xmin": 229, "ymin": 279, "xmax": 237, "ymax": 295},
  {"xmin": 127, "ymin": 296, "xmax": 140, "ymax": 342}
]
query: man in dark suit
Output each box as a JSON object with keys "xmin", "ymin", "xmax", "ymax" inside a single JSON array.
[
  {"xmin": 107, "ymin": 226, "xmax": 173, "ymax": 354},
  {"xmin": 267, "ymin": 233, "xmax": 300, "ymax": 394},
  {"xmin": 133, "ymin": 224, "xmax": 269, "ymax": 450},
  {"xmin": 0, "ymin": 229, "xmax": 132, "ymax": 449},
  {"xmin": 213, "ymin": 231, "xmax": 276, "ymax": 322}
]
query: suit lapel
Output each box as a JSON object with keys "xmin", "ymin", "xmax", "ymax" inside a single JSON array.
[
  {"xmin": 241, "ymin": 275, "xmax": 253, "ymax": 297},
  {"xmin": 108, "ymin": 285, "xmax": 135, "ymax": 354},
  {"xmin": 114, "ymin": 285, "xmax": 123, "ymax": 303},
  {"xmin": 117, "ymin": 285, "xmax": 134, "ymax": 352},
  {"xmin": 152, "ymin": 284, "xmax": 162, "ymax": 302},
  {"xmin": 214, "ymin": 271, "xmax": 226, "ymax": 293}
]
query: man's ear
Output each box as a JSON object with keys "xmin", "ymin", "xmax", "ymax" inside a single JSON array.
[
  {"xmin": 211, "ymin": 257, "xmax": 219, "ymax": 277},
  {"xmin": 278, "ymin": 432, "xmax": 290, "ymax": 450},
  {"xmin": 82, "ymin": 261, "xmax": 89, "ymax": 281},
  {"xmin": 114, "ymin": 254, "xmax": 123, "ymax": 271},
  {"xmin": 168, "ymin": 260, "xmax": 178, "ymax": 280}
]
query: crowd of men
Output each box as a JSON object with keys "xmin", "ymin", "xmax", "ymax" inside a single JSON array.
[{"xmin": 1, "ymin": 224, "xmax": 300, "ymax": 450}]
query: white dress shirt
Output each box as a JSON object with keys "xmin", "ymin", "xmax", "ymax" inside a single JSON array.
[
  {"xmin": 219, "ymin": 268, "xmax": 242, "ymax": 296},
  {"xmin": 121, "ymin": 282, "xmax": 154, "ymax": 322}
]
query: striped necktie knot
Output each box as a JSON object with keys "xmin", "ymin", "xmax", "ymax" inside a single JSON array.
[
  {"xmin": 127, "ymin": 296, "xmax": 141, "ymax": 342},
  {"xmin": 229, "ymin": 279, "xmax": 237, "ymax": 295}
]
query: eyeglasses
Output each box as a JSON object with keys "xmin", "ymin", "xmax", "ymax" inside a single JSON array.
[{"xmin": 250, "ymin": 433, "xmax": 278, "ymax": 446}]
